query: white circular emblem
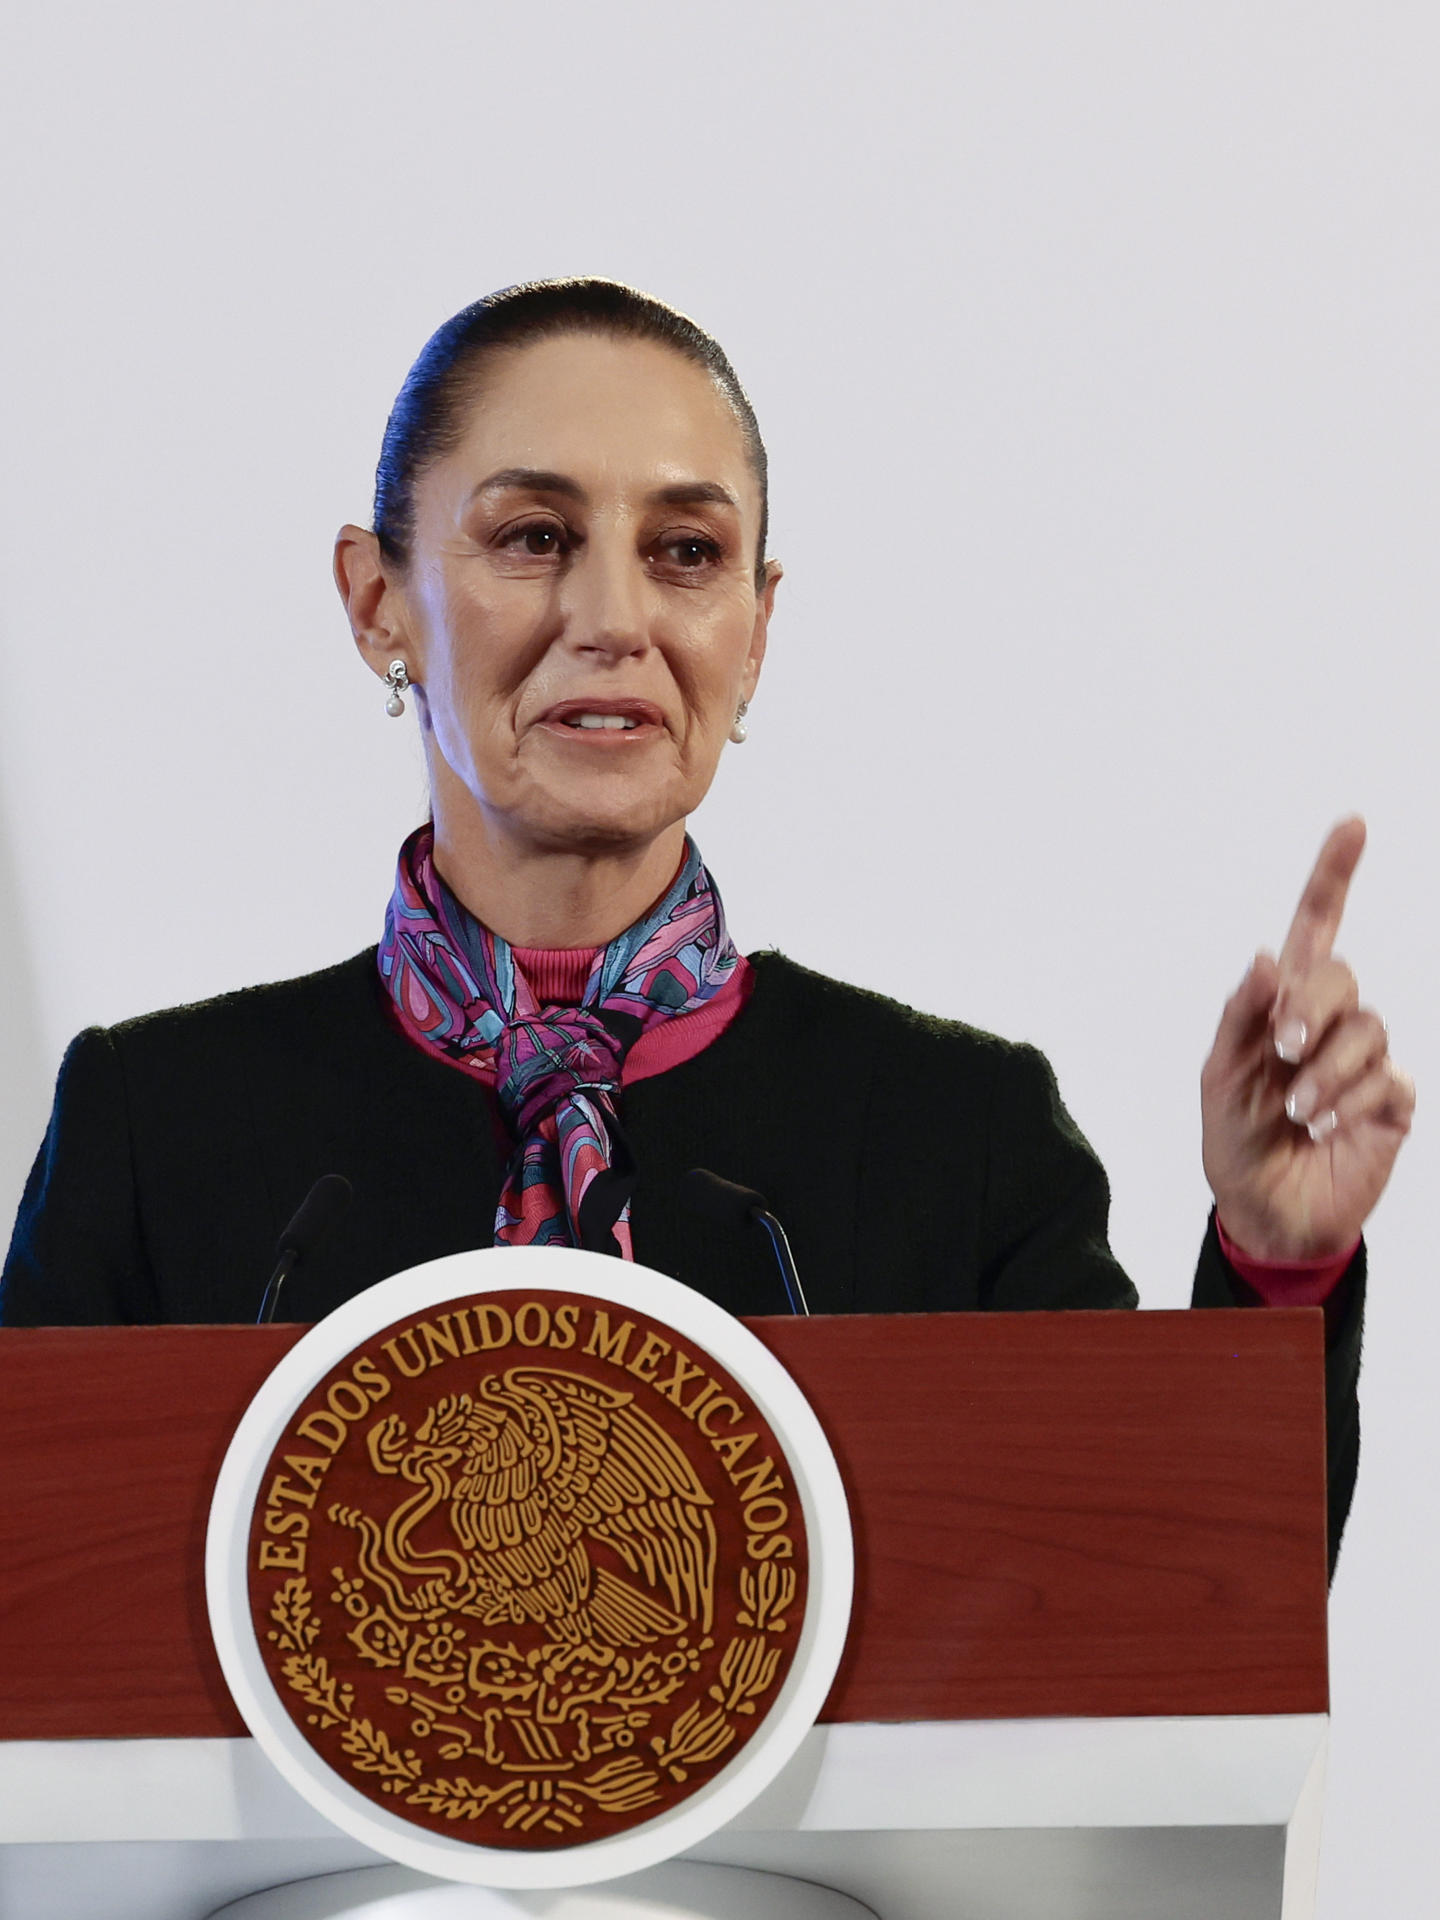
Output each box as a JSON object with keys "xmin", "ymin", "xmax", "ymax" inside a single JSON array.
[{"xmin": 207, "ymin": 1248, "xmax": 853, "ymax": 1888}]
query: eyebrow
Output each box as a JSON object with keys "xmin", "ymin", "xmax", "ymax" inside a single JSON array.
[
  {"xmin": 650, "ymin": 480, "xmax": 741, "ymax": 511},
  {"xmin": 468, "ymin": 468, "xmax": 740, "ymax": 512}
]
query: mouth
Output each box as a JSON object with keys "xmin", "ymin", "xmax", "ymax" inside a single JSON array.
[{"xmin": 536, "ymin": 698, "xmax": 667, "ymax": 743}]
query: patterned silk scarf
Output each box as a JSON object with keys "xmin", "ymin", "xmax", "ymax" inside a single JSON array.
[{"xmin": 377, "ymin": 824, "xmax": 740, "ymax": 1257}]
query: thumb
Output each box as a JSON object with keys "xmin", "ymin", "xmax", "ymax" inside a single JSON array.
[{"xmin": 1206, "ymin": 950, "xmax": 1280, "ymax": 1075}]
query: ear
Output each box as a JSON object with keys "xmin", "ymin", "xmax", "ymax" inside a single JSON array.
[
  {"xmin": 742, "ymin": 558, "xmax": 782, "ymax": 700},
  {"xmin": 334, "ymin": 525, "xmax": 414, "ymax": 683}
]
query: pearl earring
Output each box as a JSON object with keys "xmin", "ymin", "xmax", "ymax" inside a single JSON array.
[
  {"xmin": 729, "ymin": 699, "xmax": 750, "ymax": 745},
  {"xmin": 384, "ymin": 660, "xmax": 410, "ymax": 718}
]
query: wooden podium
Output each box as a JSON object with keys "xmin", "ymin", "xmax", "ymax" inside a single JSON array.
[{"xmin": 0, "ymin": 1309, "xmax": 1330, "ymax": 1919}]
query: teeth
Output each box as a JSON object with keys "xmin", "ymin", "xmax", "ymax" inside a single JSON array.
[{"xmin": 570, "ymin": 714, "xmax": 637, "ymax": 729}]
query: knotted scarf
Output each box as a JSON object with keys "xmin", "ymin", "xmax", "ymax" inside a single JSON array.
[{"xmin": 377, "ymin": 823, "xmax": 740, "ymax": 1257}]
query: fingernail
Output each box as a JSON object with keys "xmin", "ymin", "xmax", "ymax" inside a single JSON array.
[
  {"xmin": 1306, "ymin": 1109, "xmax": 1339, "ymax": 1144},
  {"xmin": 1275, "ymin": 1018, "xmax": 1308, "ymax": 1063},
  {"xmin": 1286, "ymin": 1080, "xmax": 1317, "ymax": 1125}
]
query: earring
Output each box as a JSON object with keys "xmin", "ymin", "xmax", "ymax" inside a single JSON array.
[
  {"xmin": 384, "ymin": 660, "xmax": 410, "ymax": 718},
  {"xmin": 729, "ymin": 699, "xmax": 750, "ymax": 745}
]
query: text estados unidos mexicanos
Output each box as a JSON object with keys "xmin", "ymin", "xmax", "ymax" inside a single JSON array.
[{"xmin": 255, "ymin": 1302, "xmax": 798, "ymax": 1576}]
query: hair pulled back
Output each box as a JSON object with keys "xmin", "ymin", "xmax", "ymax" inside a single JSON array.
[{"xmin": 372, "ymin": 279, "xmax": 769, "ymax": 588}]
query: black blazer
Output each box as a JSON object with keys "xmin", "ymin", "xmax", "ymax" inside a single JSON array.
[{"xmin": 2, "ymin": 948, "xmax": 1363, "ymax": 1569}]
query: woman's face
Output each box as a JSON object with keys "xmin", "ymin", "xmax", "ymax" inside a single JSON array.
[{"xmin": 365, "ymin": 332, "xmax": 776, "ymax": 861}]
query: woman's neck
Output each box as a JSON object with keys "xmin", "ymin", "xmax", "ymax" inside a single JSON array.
[{"xmin": 430, "ymin": 814, "xmax": 688, "ymax": 948}]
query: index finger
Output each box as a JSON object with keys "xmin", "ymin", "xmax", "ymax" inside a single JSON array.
[{"xmin": 1277, "ymin": 816, "xmax": 1367, "ymax": 979}]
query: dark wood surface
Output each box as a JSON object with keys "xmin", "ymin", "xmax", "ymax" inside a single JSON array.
[{"xmin": 0, "ymin": 1310, "xmax": 1327, "ymax": 1740}]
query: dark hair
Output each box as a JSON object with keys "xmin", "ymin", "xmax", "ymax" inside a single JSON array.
[{"xmin": 372, "ymin": 278, "xmax": 769, "ymax": 589}]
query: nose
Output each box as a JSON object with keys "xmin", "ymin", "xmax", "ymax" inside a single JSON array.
[{"xmin": 558, "ymin": 528, "xmax": 652, "ymax": 663}]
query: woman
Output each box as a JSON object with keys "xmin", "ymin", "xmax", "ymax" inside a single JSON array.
[{"xmin": 1, "ymin": 280, "xmax": 1413, "ymax": 1574}]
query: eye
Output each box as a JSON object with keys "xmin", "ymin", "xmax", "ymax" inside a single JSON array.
[
  {"xmin": 656, "ymin": 534, "xmax": 722, "ymax": 571},
  {"xmin": 497, "ymin": 518, "xmax": 571, "ymax": 559}
]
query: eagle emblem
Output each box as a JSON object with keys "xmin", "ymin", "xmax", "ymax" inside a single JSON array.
[
  {"xmin": 337, "ymin": 1366, "xmax": 716, "ymax": 1653},
  {"xmin": 249, "ymin": 1292, "xmax": 807, "ymax": 1848}
]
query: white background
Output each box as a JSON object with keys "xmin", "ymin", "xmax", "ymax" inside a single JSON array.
[{"xmin": 1, "ymin": 3, "xmax": 1434, "ymax": 1910}]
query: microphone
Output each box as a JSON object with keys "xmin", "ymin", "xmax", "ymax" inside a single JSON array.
[
  {"xmin": 257, "ymin": 1174, "xmax": 354, "ymax": 1325},
  {"xmin": 682, "ymin": 1169, "xmax": 809, "ymax": 1316}
]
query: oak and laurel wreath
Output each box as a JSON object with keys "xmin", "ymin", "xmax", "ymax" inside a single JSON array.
[{"xmin": 263, "ymin": 1557, "xmax": 800, "ymax": 1836}]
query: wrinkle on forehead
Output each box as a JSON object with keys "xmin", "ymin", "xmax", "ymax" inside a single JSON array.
[{"xmin": 434, "ymin": 335, "xmax": 760, "ymax": 518}]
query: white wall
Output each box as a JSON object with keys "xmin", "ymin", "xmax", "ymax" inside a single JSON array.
[{"xmin": 2, "ymin": 3, "xmax": 1435, "ymax": 1910}]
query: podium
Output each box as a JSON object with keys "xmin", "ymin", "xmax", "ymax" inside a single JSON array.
[{"xmin": 0, "ymin": 1308, "xmax": 1330, "ymax": 1918}]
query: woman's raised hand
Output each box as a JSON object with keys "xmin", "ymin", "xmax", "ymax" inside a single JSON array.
[{"xmin": 1200, "ymin": 818, "xmax": 1415, "ymax": 1263}]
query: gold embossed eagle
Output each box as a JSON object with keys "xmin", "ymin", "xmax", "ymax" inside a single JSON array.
[{"xmin": 333, "ymin": 1367, "xmax": 717, "ymax": 1654}]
